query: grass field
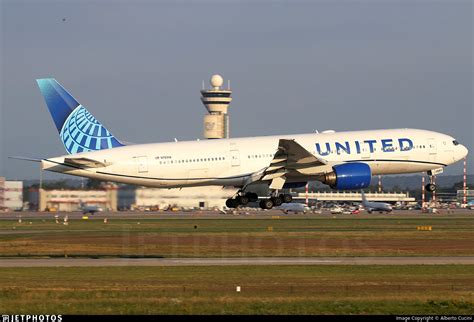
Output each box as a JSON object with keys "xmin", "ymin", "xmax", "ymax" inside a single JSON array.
[
  {"xmin": 0, "ymin": 215, "xmax": 473, "ymax": 258},
  {"xmin": 0, "ymin": 265, "xmax": 472, "ymax": 314},
  {"xmin": 0, "ymin": 214, "xmax": 473, "ymax": 314}
]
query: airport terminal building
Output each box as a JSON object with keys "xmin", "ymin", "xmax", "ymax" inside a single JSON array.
[
  {"xmin": 28, "ymin": 185, "xmax": 234, "ymax": 212},
  {"xmin": 30, "ymin": 187, "xmax": 118, "ymax": 212},
  {"xmin": 0, "ymin": 177, "xmax": 23, "ymax": 211},
  {"xmin": 296, "ymin": 191, "xmax": 416, "ymax": 202},
  {"xmin": 118, "ymin": 186, "xmax": 235, "ymax": 210},
  {"xmin": 457, "ymin": 189, "xmax": 474, "ymax": 203}
]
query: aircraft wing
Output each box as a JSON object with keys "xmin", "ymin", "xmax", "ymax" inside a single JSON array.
[
  {"xmin": 277, "ymin": 139, "xmax": 327, "ymax": 165},
  {"xmin": 259, "ymin": 139, "xmax": 332, "ymax": 189},
  {"xmin": 64, "ymin": 157, "xmax": 110, "ymax": 168}
]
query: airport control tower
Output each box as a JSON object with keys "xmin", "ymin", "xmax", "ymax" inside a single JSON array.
[{"xmin": 201, "ymin": 74, "xmax": 232, "ymax": 139}]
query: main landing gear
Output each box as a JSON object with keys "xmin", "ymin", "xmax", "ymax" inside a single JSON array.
[
  {"xmin": 225, "ymin": 192, "xmax": 293, "ymax": 209},
  {"xmin": 259, "ymin": 193, "xmax": 293, "ymax": 210},
  {"xmin": 226, "ymin": 192, "xmax": 258, "ymax": 208}
]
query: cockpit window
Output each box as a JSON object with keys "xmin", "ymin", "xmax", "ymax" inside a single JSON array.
[{"xmin": 453, "ymin": 140, "xmax": 460, "ymax": 146}]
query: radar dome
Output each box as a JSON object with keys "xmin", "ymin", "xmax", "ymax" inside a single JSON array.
[{"xmin": 210, "ymin": 74, "xmax": 224, "ymax": 88}]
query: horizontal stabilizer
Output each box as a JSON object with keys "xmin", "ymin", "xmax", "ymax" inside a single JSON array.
[
  {"xmin": 8, "ymin": 156, "xmax": 42, "ymax": 162},
  {"xmin": 64, "ymin": 157, "xmax": 110, "ymax": 168}
]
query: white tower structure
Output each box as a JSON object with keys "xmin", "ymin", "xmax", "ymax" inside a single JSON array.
[{"xmin": 201, "ymin": 74, "xmax": 232, "ymax": 139}]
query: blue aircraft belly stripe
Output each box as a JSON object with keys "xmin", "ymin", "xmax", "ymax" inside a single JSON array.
[
  {"xmin": 96, "ymin": 171, "xmax": 254, "ymax": 181},
  {"xmin": 44, "ymin": 159, "xmax": 260, "ymax": 181}
]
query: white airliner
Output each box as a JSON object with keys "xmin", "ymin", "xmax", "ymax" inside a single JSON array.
[
  {"xmin": 14, "ymin": 79, "xmax": 468, "ymax": 210},
  {"xmin": 278, "ymin": 203, "xmax": 310, "ymax": 214},
  {"xmin": 79, "ymin": 201, "xmax": 103, "ymax": 215},
  {"xmin": 360, "ymin": 191, "xmax": 392, "ymax": 214}
]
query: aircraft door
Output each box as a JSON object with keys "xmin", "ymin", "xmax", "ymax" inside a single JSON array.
[
  {"xmin": 427, "ymin": 138, "xmax": 437, "ymax": 162},
  {"xmin": 230, "ymin": 150, "xmax": 240, "ymax": 167},
  {"xmin": 428, "ymin": 138, "xmax": 437, "ymax": 155},
  {"xmin": 134, "ymin": 156, "xmax": 148, "ymax": 173}
]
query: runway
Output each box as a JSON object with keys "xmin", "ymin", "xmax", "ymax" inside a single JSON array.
[
  {"xmin": 0, "ymin": 256, "xmax": 473, "ymax": 267},
  {"xmin": 1, "ymin": 208, "xmax": 473, "ymax": 220}
]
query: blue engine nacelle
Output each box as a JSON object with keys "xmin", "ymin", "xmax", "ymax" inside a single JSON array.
[{"xmin": 323, "ymin": 163, "xmax": 371, "ymax": 190}]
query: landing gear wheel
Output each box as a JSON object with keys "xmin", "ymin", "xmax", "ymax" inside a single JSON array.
[
  {"xmin": 425, "ymin": 183, "xmax": 436, "ymax": 192},
  {"xmin": 280, "ymin": 194, "xmax": 293, "ymax": 203},
  {"xmin": 236, "ymin": 195, "xmax": 249, "ymax": 206},
  {"xmin": 271, "ymin": 196, "xmax": 283, "ymax": 207},
  {"xmin": 259, "ymin": 199, "xmax": 274, "ymax": 210},
  {"xmin": 226, "ymin": 198, "xmax": 238, "ymax": 208}
]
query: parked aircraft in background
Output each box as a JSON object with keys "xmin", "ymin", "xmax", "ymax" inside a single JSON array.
[
  {"xmin": 361, "ymin": 191, "xmax": 392, "ymax": 214},
  {"xmin": 278, "ymin": 203, "xmax": 310, "ymax": 214},
  {"xmin": 467, "ymin": 200, "xmax": 474, "ymax": 210},
  {"xmin": 330, "ymin": 206, "xmax": 343, "ymax": 214},
  {"xmin": 79, "ymin": 202, "xmax": 103, "ymax": 215},
  {"xmin": 13, "ymin": 79, "xmax": 468, "ymax": 210}
]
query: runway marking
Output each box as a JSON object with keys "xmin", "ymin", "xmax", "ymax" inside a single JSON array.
[{"xmin": 0, "ymin": 257, "xmax": 473, "ymax": 267}]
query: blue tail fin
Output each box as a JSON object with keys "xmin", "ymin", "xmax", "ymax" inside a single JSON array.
[{"xmin": 36, "ymin": 79, "xmax": 124, "ymax": 154}]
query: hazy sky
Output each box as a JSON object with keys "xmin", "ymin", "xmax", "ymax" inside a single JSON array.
[{"xmin": 1, "ymin": 0, "xmax": 472, "ymax": 180}]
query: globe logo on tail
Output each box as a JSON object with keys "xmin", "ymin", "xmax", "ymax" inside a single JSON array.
[{"xmin": 60, "ymin": 105, "xmax": 123, "ymax": 154}]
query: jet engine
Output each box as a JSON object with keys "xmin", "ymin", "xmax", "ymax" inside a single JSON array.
[{"xmin": 322, "ymin": 163, "xmax": 371, "ymax": 190}]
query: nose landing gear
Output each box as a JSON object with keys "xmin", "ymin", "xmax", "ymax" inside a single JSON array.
[
  {"xmin": 425, "ymin": 183, "xmax": 436, "ymax": 192},
  {"xmin": 425, "ymin": 171, "xmax": 437, "ymax": 192}
]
